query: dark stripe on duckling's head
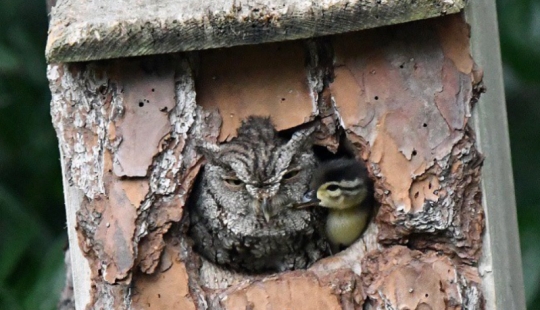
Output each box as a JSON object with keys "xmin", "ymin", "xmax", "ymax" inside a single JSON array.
[{"xmin": 310, "ymin": 158, "xmax": 369, "ymax": 190}]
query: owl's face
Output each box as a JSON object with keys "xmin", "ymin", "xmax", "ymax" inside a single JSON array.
[{"xmin": 198, "ymin": 117, "xmax": 317, "ymax": 233}]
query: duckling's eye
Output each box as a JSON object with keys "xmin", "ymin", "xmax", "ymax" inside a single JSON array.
[
  {"xmin": 326, "ymin": 184, "xmax": 340, "ymax": 192},
  {"xmin": 283, "ymin": 169, "xmax": 300, "ymax": 180},
  {"xmin": 224, "ymin": 177, "xmax": 243, "ymax": 187}
]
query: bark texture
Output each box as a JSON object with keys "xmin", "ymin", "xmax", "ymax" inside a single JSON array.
[{"xmin": 49, "ymin": 14, "xmax": 485, "ymax": 309}]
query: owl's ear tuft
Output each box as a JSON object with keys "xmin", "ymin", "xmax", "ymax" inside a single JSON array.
[
  {"xmin": 195, "ymin": 140, "xmax": 221, "ymax": 161},
  {"xmin": 285, "ymin": 122, "xmax": 318, "ymax": 151},
  {"xmin": 274, "ymin": 122, "xmax": 317, "ymax": 171}
]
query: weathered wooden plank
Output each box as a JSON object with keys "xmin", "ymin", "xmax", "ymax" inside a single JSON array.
[
  {"xmin": 465, "ymin": 0, "xmax": 527, "ymax": 309},
  {"xmin": 46, "ymin": 0, "xmax": 465, "ymax": 63}
]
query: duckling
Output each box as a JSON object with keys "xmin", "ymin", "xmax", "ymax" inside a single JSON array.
[{"xmin": 300, "ymin": 158, "xmax": 373, "ymax": 252}]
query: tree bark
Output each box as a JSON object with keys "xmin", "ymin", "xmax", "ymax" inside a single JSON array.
[{"xmin": 49, "ymin": 14, "xmax": 485, "ymax": 309}]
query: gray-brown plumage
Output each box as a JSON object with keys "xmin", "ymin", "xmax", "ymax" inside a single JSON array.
[{"xmin": 188, "ymin": 116, "xmax": 328, "ymax": 273}]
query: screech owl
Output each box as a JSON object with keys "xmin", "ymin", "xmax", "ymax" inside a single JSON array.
[{"xmin": 188, "ymin": 116, "xmax": 328, "ymax": 273}]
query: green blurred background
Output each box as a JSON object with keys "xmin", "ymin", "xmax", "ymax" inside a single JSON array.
[{"xmin": 0, "ymin": 0, "xmax": 538, "ymax": 309}]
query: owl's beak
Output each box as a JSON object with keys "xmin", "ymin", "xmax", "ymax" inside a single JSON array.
[{"xmin": 261, "ymin": 198, "xmax": 272, "ymax": 222}]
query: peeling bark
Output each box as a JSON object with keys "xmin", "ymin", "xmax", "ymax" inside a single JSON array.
[
  {"xmin": 362, "ymin": 246, "xmax": 483, "ymax": 309},
  {"xmin": 330, "ymin": 15, "xmax": 484, "ymax": 264},
  {"xmin": 50, "ymin": 14, "xmax": 486, "ymax": 310}
]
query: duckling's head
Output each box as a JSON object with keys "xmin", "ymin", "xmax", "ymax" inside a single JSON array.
[{"xmin": 304, "ymin": 158, "xmax": 371, "ymax": 210}]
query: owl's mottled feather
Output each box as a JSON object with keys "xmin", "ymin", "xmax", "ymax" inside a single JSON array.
[{"xmin": 188, "ymin": 116, "xmax": 328, "ymax": 273}]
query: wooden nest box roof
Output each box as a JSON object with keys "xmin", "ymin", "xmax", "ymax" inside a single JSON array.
[{"xmin": 46, "ymin": 0, "xmax": 466, "ymax": 63}]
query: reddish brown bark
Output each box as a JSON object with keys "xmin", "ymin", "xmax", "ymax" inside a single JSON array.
[{"xmin": 49, "ymin": 14, "xmax": 485, "ymax": 309}]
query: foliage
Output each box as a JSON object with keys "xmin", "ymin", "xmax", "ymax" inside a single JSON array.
[
  {"xmin": 0, "ymin": 0, "xmax": 66, "ymax": 309},
  {"xmin": 497, "ymin": 0, "xmax": 540, "ymax": 305},
  {"xmin": 0, "ymin": 0, "xmax": 538, "ymax": 308}
]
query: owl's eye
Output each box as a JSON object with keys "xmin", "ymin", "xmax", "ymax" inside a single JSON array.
[
  {"xmin": 224, "ymin": 177, "xmax": 243, "ymax": 187},
  {"xmin": 282, "ymin": 169, "xmax": 300, "ymax": 181}
]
